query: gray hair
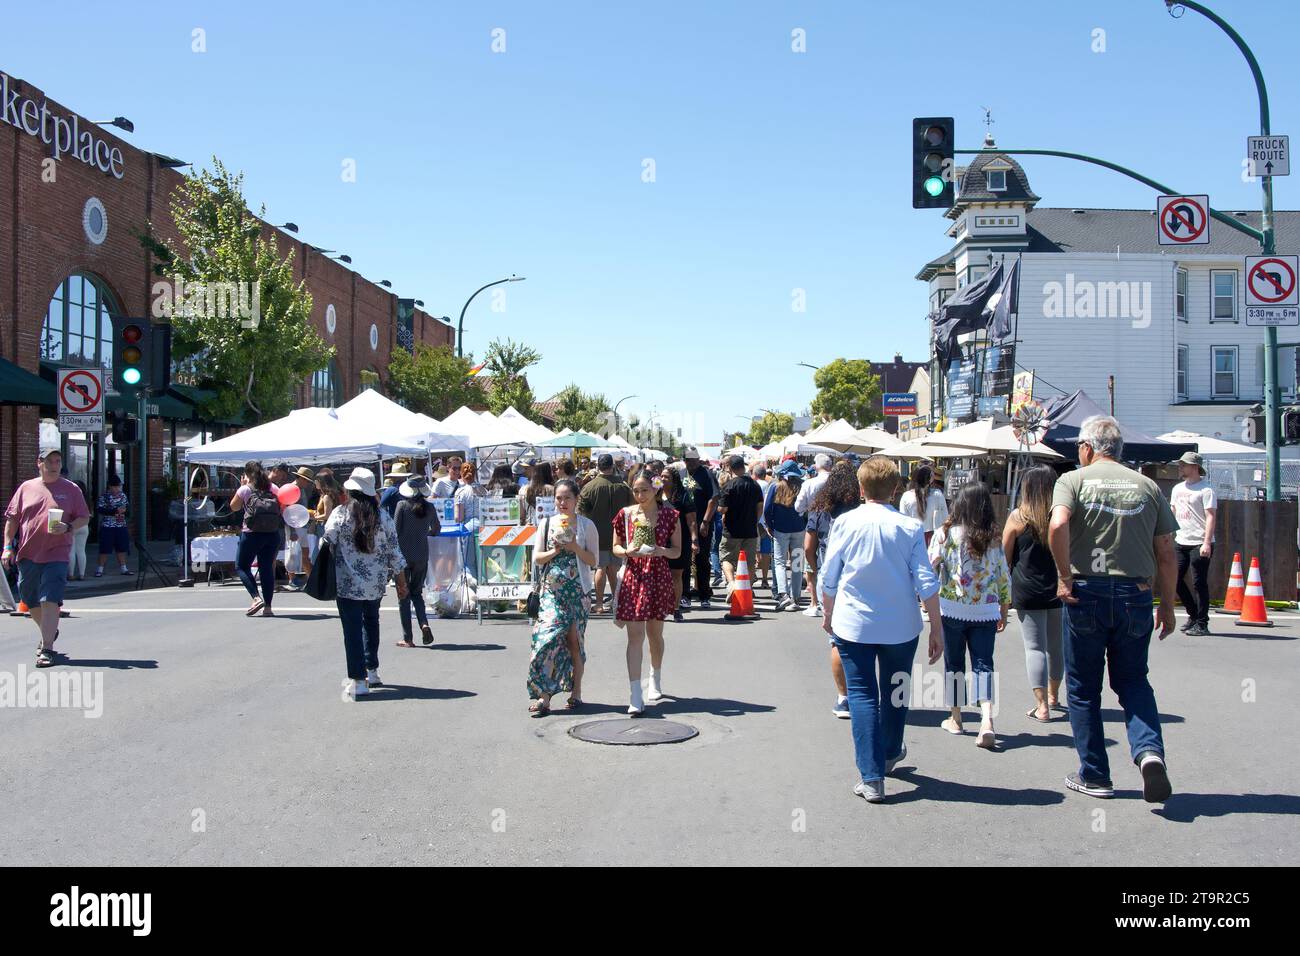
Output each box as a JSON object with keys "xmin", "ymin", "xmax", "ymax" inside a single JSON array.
[
  {"xmin": 814, "ymin": 453, "xmax": 832, "ymax": 470},
  {"xmin": 751, "ymin": 463, "xmax": 767, "ymax": 479},
  {"xmin": 1079, "ymin": 415, "xmax": 1124, "ymax": 460}
]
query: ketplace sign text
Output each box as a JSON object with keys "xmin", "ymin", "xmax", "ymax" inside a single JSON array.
[{"xmin": 1, "ymin": 72, "xmax": 125, "ymax": 179}]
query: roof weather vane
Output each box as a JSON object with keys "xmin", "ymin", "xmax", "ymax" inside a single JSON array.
[{"xmin": 981, "ymin": 107, "xmax": 996, "ymax": 147}]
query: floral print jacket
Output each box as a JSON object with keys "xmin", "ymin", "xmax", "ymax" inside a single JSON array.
[
  {"xmin": 927, "ymin": 524, "xmax": 1010, "ymax": 622},
  {"xmin": 322, "ymin": 505, "xmax": 407, "ymax": 601}
]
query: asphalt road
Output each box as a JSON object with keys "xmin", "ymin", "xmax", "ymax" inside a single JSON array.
[{"xmin": 2, "ymin": 582, "xmax": 1296, "ymax": 866}]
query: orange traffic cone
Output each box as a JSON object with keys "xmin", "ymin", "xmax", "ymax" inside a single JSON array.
[
  {"xmin": 1218, "ymin": 552, "xmax": 1245, "ymax": 615},
  {"xmin": 1235, "ymin": 557, "xmax": 1273, "ymax": 628},
  {"xmin": 726, "ymin": 550, "xmax": 755, "ymax": 620},
  {"xmin": 15, "ymin": 600, "xmax": 28, "ymax": 615}
]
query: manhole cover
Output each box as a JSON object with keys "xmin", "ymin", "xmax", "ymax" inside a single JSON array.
[{"xmin": 568, "ymin": 718, "xmax": 699, "ymax": 746}]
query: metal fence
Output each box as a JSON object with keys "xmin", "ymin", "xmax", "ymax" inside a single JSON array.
[{"xmin": 1206, "ymin": 457, "xmax": 1300, "ymax": 501}]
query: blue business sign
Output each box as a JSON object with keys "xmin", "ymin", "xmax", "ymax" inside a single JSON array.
[{"xmin": 883, "ymin": 392, "xmax": 919, "ymax": 416}]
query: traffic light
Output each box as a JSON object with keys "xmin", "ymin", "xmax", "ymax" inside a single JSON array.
[
  {"xmin": 912, "ymin": 117, "xmax": 955, "ymax": 209},
  {"xmin": 109, "ymin": 409, "xmax": 139, "ymax": 444},
  {"xmin": 1285, "ymin": 407, "xmax": 1300, "ymax": 445},
  {"xmin": 1242, "ymin": 403, "xmax": 1266, "ymax": 444},
  {"xmin": 109, "ymin": 317, "xmax": 171, "ymax": 393}
]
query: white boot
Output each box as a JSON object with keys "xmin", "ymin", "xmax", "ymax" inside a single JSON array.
[
  {"xmin": 628, "ymin": 679, "xmax": 645, "ymax": 715},
  {"xmin": 646, "ymin": 668, "xmax": 663, "ymax": 702}
]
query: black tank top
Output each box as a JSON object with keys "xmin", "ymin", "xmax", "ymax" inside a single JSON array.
[{"xmin": 1011, "ymin": 527, "xmax": 1062, "ymax": 610}]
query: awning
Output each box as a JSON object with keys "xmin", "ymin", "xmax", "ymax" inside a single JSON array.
[{"xmin": 0, "ymin": 357, "xmax": 55, "ymax": 406}]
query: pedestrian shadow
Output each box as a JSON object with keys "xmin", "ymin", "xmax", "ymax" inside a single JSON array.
[
  {"xmin": 427, "ymin": 643, "xmax": 507, "ymax": 652},
  {"xmin": 57, "ymin": 658, "xmax": 159, "ymax": 670},
  {"xmin": 889, "ymin": 769, "xmax": 1066, "ymax": 807},
  {"xmin": 1099, "ymin": 708, "xmax": 1185, "ymax": 724},
  {"xmin": 691, "ymin": 616, "xmax": 768, "ymax": 626},
  {"xmin": 1152, "ymin": 791, "xmax": 1300, "ymax": 823},
  {"xmin": 267, "ymin": 613, "xmax": 332, "ymax": 621},
  {"xmin": 362, "ymin": 685, "xmax": 476, "ymax": 702},
  {"xmin": 652, "ymin": 695, "xmax": 776, "ymax": 717},
  {"xmin": 996, "ymin": 731, "xmax": 1114, "ymax": 751},
  {"xmin": 1202, "ymin": 630, "xmax": 1297, "ymax": 641}
]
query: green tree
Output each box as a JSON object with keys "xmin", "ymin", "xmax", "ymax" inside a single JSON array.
[
  {"xmin": 747, "ymin": 411, "xmax": 794, "ymax": 447},
  {"xmin": 483, "ymin": 337, "xmax": 543, "ymax": 421},
  {"xmin": 387, "ymin": 344, "xmax": 482, "ymax": 419},
  {"xmin": 810, "ymin": 358, "xmax": 883, "ymax": 428},
  {"xmin": 551, "ymin": 384, "xmax": 608, "ymax": 434},
  {"xmin": 142, "ymin": 157, "xmax": 332, "ymax": 422}
]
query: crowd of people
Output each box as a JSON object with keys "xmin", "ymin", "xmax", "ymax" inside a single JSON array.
[{"xmin": 4, "ymin": 414, "xmax": 1217, "ymax": 804}]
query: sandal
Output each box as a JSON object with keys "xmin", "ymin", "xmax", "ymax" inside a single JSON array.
[
  {"xmin": 940, "ymin": 718, "xmax": 964, "ymax": 735},
  {"xmin": 35, "ymin": 648, "xmax": 55, "ymax": 668},
  {"xmin": 245, "ymin": 598, "xmax": 264, "ymax": 617},
  {"xmin": 566, "ymin": 697, "xmax": 584, "ymax": 710},
  {"xmin": 421, "ymin": 624, "xmax": 433, "ymax": 646},
  {"xmin": 1026, "ymin": 707, "xmax": 1052, "ymax": 723},
  {"xmin": 395, "ymin": 640, "xmax": 416, "ymax": 648},
  {"xmin": 529, "ymin": 701, "xmax": 550, "ymax": 718}
]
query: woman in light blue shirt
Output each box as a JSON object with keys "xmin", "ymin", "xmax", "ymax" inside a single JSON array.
[{"xmin": 820, "ymin": 457, "xmax": 942, "ymax": 804}]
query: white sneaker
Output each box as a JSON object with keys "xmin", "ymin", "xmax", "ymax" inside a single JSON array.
[
  {"xmin": 366, "ymin": 668, "xmax": 382, "ymax": 687},
  {"xmin": 343, "ymin": 678, "xmax": 369, "ymax": 700},
  {"xmin": 802, "ymin": 605, "xmax": 823, "ymax": 617},
  {"xmin": 646, "ymin": 670, "xmax": 663, "ymax": 702}
]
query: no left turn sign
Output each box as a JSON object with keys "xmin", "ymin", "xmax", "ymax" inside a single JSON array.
[
  {"xmin": 1245, "ymin": 255, "xmax": 1299, "ymax": 306},
  {"xmin": 1157, "ymin": 194, "xmax": 1210, "ymax": 245},
  {"xmin": 57, "ymin": 369, "xmax": 103, "ymax": 414}
]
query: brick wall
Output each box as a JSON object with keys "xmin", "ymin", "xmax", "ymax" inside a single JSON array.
[{"xmin": 0, "ymin": 70, "xmax": 455, "ymax": 524}]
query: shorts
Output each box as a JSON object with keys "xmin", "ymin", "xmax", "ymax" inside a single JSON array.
[
  {"xmin": 98, "ymin": 525, "xmax": 131, "ymax": 555},
  {"xmin": 598, "ymin": 550, "xmax": 618, "ymax": 568},
  {"xmin": 759, "ymin": 533, "xmax": 774, "ymax": 556},
  {"xmin": 18, "ymin": 559, "xmax": 69, "ymax": 606},
  {"xmin": 720, "ymin": 535, "xmax": 759, "ymax": 569}
]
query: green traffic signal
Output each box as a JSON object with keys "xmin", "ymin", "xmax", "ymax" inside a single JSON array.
[
  {"xmin": 122, "ymin": 367, "xmax": 142, "ymax": 386},
  {"xmin": 924, "ymin": 176, "xmax": 945, "ymax": 197}
]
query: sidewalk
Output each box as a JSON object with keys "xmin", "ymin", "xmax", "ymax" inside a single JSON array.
[{"xmin": 60, "ymin": 539, "xmax": 181, "ymax": 599}]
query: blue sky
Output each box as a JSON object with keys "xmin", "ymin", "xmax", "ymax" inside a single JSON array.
[{"xmin": 7, "ymin": 0, "xmax": 1296, "ymax": 444}]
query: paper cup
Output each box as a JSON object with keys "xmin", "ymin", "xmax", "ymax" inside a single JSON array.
[{"xmin": 47, "ymin": 508, "xmax": 63, "ymax": 532}]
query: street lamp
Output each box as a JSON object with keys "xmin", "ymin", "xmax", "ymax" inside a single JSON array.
[
  {"xmin": 92, "ymin": 117, "xmax": 134, "ymax": 133},
  {"xmin": 613, "ymin": 394, "xmax": 638, "ymax": 439},
  {"xmin": 797, "ymin": 362, "xmax": 821, "ymax": 371},
  {"xmin": 282, "ymin": 222, "xmax": 299, "ymax": 233},
  {"xmin": 457, "ymin": 275, "xmax": 526, "ymax": 357}
]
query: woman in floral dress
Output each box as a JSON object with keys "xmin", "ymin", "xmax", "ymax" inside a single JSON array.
[
  {"xmin": 527, "ymin": 479, "xmax": 599, "ymax": 716},
  {"xmin": 927, "ymin": 482, "xmax": 1011, "ymax": 749},
  {"xmin": 613, "ymin": 471, "xmax": 682, "ymax": 714}
]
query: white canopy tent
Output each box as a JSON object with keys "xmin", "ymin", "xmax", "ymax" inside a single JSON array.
[
  {"xmin": 335, "ymin": 390, "xmax": 470, "ymax": 454},
  {"xmin": 721, "ymin": 445, "xmax": 762, "ymax": 463},
  {"xmin": 1157, "ymin": 430, "xmax": 1261, "ymax": 458},
  {"xmin": 437, "ymin": 405, "xmax": 535, "ymax": 452},
  {"xmin": 498, "ymin": 407, "xmax": 556, "ymax": 444}
]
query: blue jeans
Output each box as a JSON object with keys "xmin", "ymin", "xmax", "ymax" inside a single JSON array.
[
  {"xmin": 1064, "ymin": 576, "xmax": 1164, "ymax": 784},
  {"xmin": 236, "ymin": 531, "xmax": 279, "ymax": 605},
  {"xmin": 772, "ymin": 530, "xmax": 804, "ymax": 601},
  {"xmin": 337, "ymin": 597, "xmax": 382, "ymax": 680},
  {"xmin": 833, "ymin": 636, "xmax": 919, "ymax": 783},
  {"xmin": 941, "ymin": 616, "xmax": 997, "ymax": 706},
  {"xmin": 709, "ymin": 515, "xmax": 722, "ymax": 578}
]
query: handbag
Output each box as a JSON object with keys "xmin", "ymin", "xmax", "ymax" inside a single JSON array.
[
  {"xmin": 304, "ymin": 539, "xmax": 337, "ymax": 601},
  {"xmin": 527, "ymin": 518, "xmax": 550, "ymax": 620}
]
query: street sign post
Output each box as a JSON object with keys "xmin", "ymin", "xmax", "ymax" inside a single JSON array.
[
  {"xmin": 56, "ymin": 368, "xmax": 104, "ymax": 432},
  {"xmin": 1244, "ymin": 254, "xmax": 1299, "ymax": 326},
  {"xmin": 1157, "ymin": 194, "xmax": 1211, "ymax": 245},
  {"xmin": 1247, "ymin": 135, "xmax": 1289, "ymax": 177}
]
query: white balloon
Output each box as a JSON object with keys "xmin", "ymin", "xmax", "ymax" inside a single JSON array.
[{"xmin": 283, "ymin": 504, "xmax": 311, "ymax": 529}]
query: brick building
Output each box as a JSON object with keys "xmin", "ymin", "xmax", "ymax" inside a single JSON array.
[{"xmin": 0, "ymin": 70, "xmax": 454, "ymax": 534}]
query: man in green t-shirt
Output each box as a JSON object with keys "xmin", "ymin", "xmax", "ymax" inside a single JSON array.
[{"xmin": 1047, "ymin": 415, "xmax": 1176, "ymax": 805}]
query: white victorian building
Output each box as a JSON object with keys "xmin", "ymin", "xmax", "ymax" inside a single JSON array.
[{"xmin": 917, "ymin": 136, "xmax": 1300, "ymax": 451}]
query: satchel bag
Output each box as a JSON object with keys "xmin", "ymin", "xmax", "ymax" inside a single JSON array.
[
  {"xmin": 527, "ymin": 518, "xmax": 550, "ymax": 620},
  {"xmin": 304, "ymin": 539, "xmax": 337, "ymax": 601}
]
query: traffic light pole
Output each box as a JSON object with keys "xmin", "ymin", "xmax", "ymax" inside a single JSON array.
[
  {"xmin": 137, "ymin": 390, "xmax": 148, "ymax": 557},
  {"xmin": 949, "ymin": 2, "xmax": 1281, "ymax": 498}
]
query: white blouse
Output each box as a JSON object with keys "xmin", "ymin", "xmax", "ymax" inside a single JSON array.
[{"xmin": 899, "ymin": 488, "xmax": 949, "ymax": 532}]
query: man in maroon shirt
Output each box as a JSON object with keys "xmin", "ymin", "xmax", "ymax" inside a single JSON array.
[{"xmin": 2, "ymin": 448, "xmax": 90, "ymax": 667}]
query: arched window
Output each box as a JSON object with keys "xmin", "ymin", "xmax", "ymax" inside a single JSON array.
[
  {"xmin": 310, "ymin": 358, "xmax": 340, "ymax": 407},
  {"xmin": 41, "ymin": 273, "xmax": 120, "ymax": 375}
]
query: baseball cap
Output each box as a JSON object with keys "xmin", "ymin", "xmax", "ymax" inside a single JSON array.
[
  {"xmin": 683, "ymin": 446, "xmax": 700, "ymax": 459},
  {"xmin": 38, "ymin": 447, "xmax": 61, "ymax": 461}
]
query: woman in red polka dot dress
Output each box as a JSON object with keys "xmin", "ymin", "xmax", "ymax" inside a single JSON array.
[{"xmin": 613, "ymin": 469, "xmax": 682, "ymax": 715}]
